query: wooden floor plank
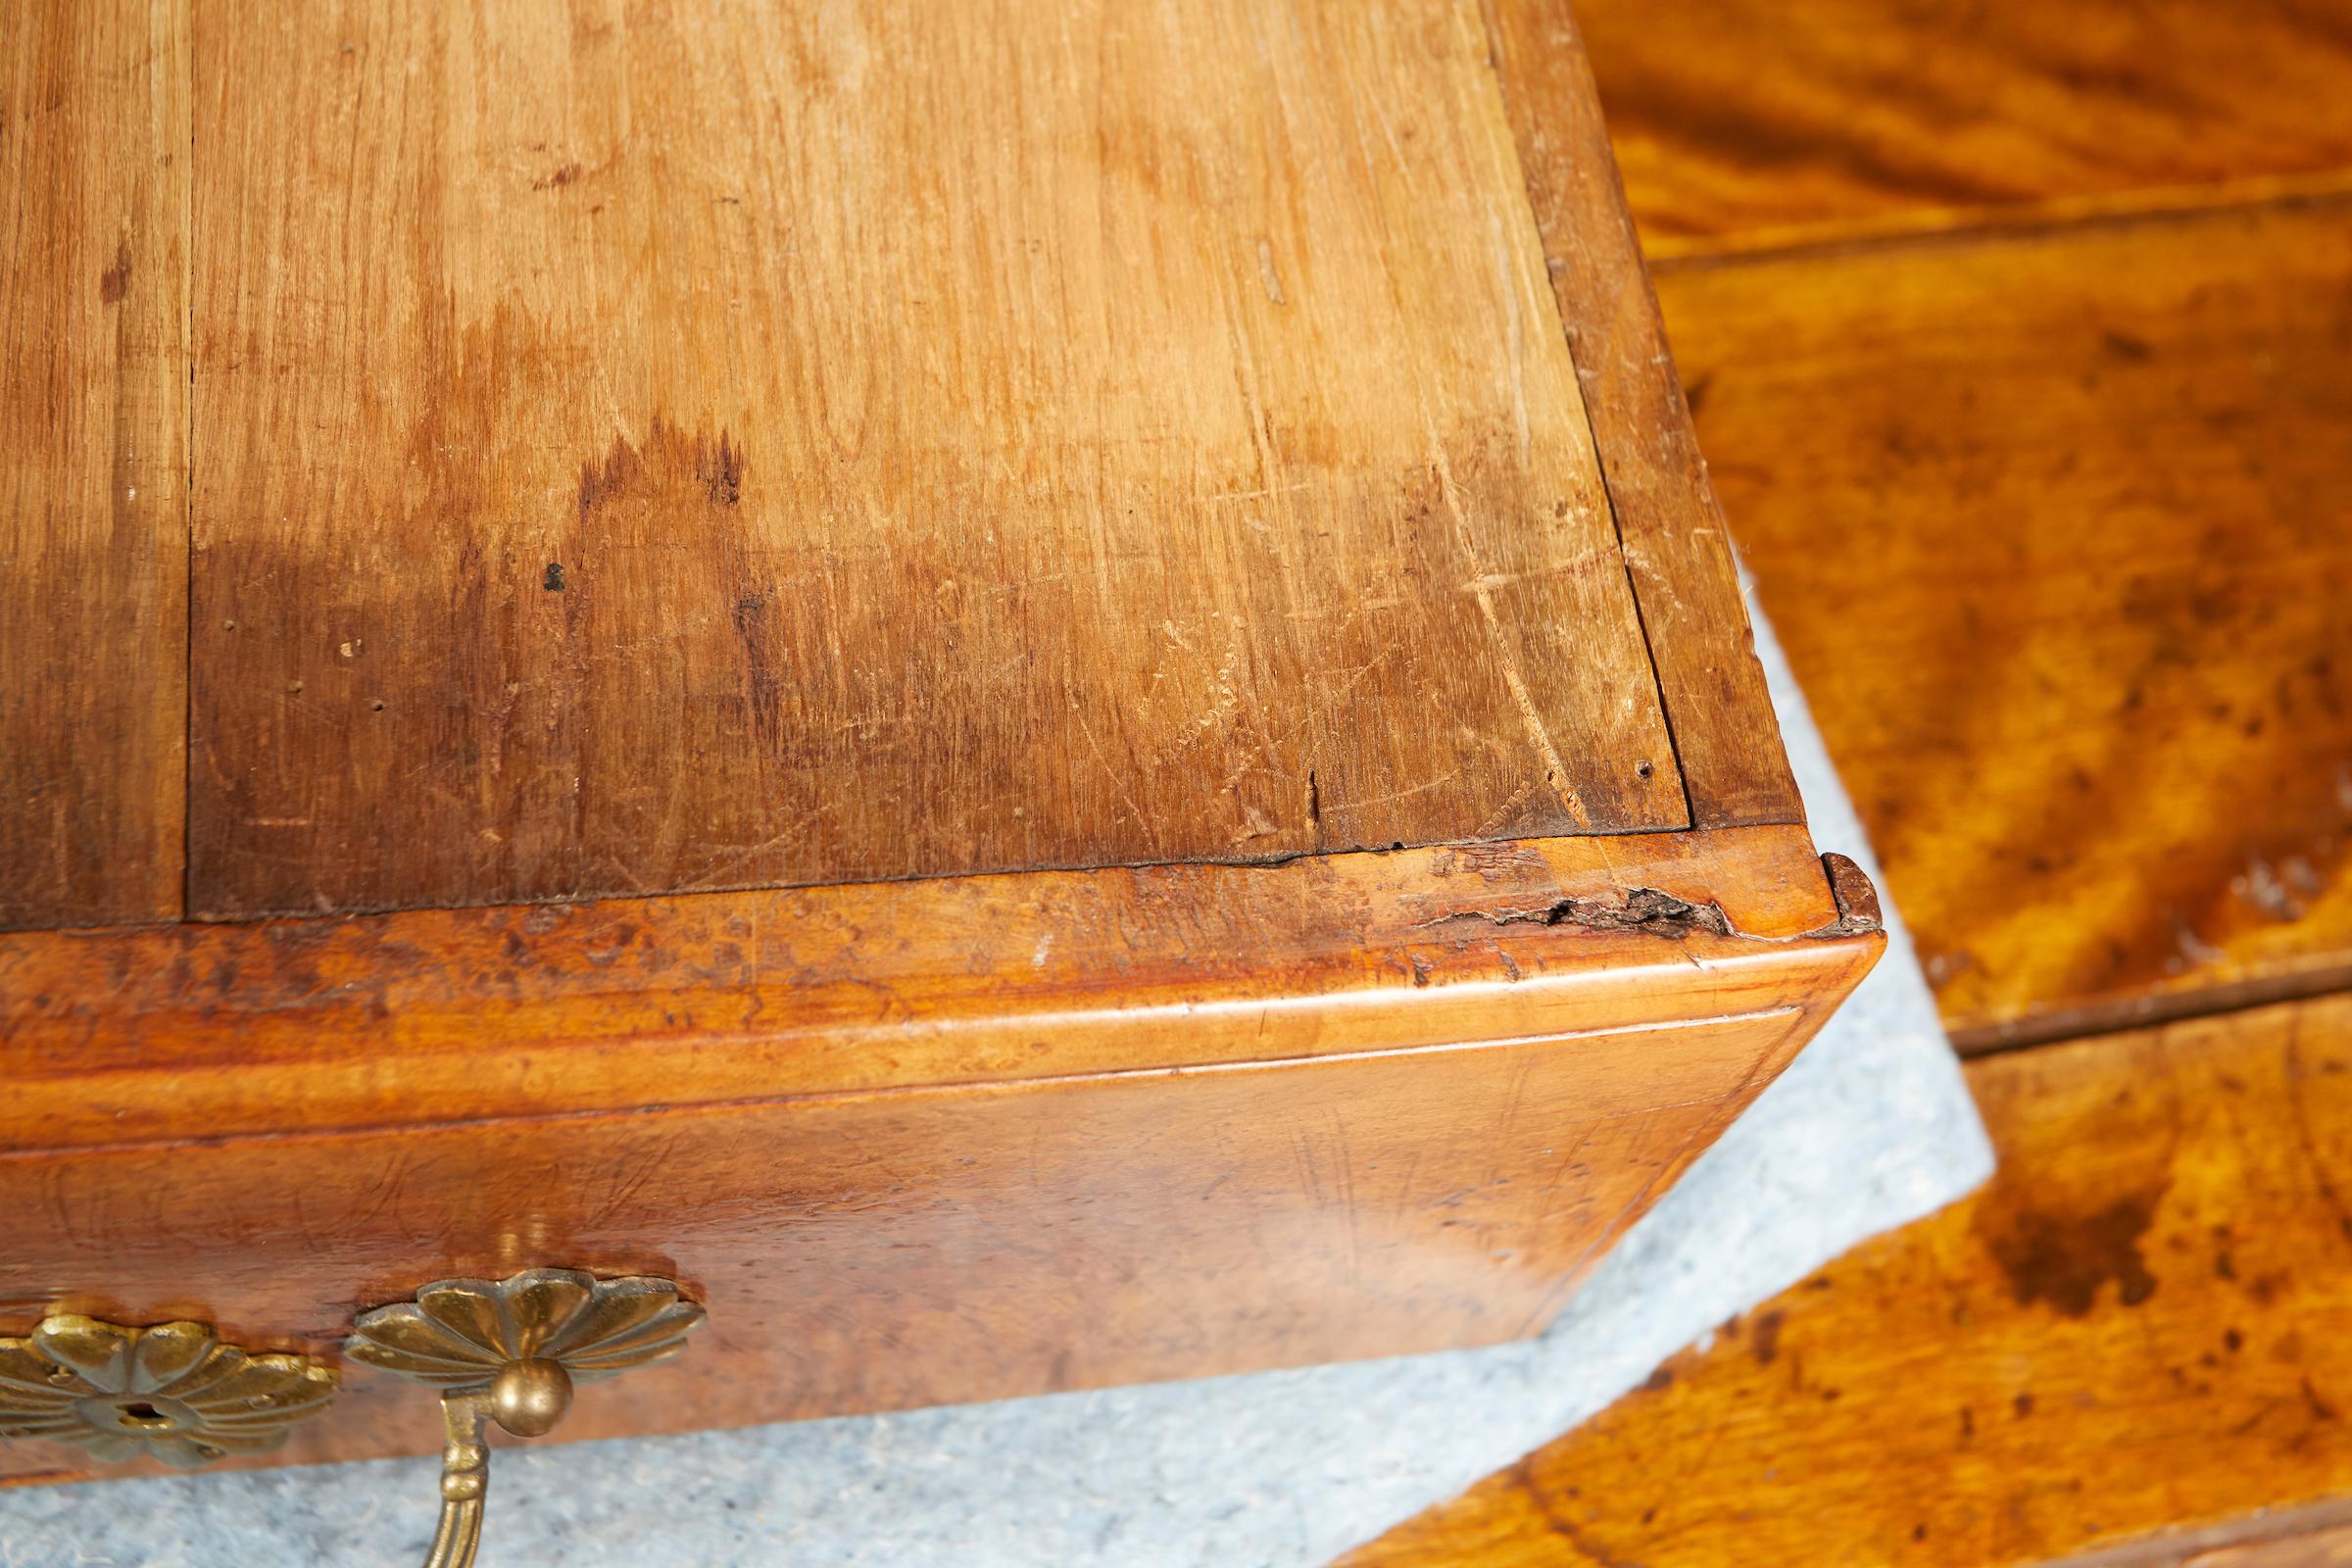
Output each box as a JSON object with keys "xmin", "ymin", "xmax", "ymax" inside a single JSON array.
[
  {"xmin": 2183, "ymin": 1522, "xmax": 2352, "ymax": 1568},
  {"xmin": 1655, "ymin": 196, "xmax": 2352, "ymax": 1048},
  {"xmin": 1338, "ymin": 990, "xmax": 2352, "ymax": 1568},
  {"xmin": 0, "ymin": 0, "xmax": 189, "ymax": 930},
  {"xmin": 185, "ymin": 0, "xmax": 1687, "ymax": 920},
  {"xmin": 1575, "ymin": 0, "xmax": 2352, "ymax": 255}
]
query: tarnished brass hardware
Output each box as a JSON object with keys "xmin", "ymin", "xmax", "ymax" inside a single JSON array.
[
  {"xmin": 348, "ymin": 1268, "xmax": 704, "ymax": 1568},
  {"xmin": 0, "ymin": 1315, "xmax": 336, "ymax": 1467}
]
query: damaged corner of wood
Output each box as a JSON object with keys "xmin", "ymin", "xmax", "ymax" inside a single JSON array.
[{"xmin": 1818, "ymin": 851, "xmax": 1884, "ymax": 936}]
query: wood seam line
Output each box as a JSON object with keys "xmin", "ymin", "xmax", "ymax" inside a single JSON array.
[
  {"xmin": 145, "ymin": 826, "xmax": 1815, "ymax": 930},
  {"xmin": 1647, "ymin": 167, "xmax": 2352, "ymax": 274},
  {"xmin": 2040, "ymin": 1496, "xmax": 2352, "ymax": 1568},
  {"xmin": 180, "ymin": 0, "xmax": 197, "ymax": 924},
  {"xmin": 0, "ymin": 1006, "xmax": 1800, "ymax": 1162},
  {"xmin": 1475, "ymin": 0, "xmax": 1697, "ymax": 834},
  {"xmin": 1953, "ymin": 964, "xmax": 2352, "ymax": 1060}
]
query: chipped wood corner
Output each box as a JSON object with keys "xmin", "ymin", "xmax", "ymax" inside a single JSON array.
[{"xmin": 1818, "ymin": 851, "xmax": 1885, "ymax": 935}]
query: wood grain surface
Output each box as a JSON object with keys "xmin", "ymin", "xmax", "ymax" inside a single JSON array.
[
  {"xmin": 0, "ymin": 824, "xmax": 1854, "ymax": 1150},
  {"xmin": 0, "ymin": 0, "xmax": 189, "ymax": 930},
  {"xmin": 1339, "ymin": 989, "xmax": 2352, "ymax": 1568},
  {"xmin": 183, "ymin": 0, "xmax": 1689, "ymax": 920},
  {"xmin": 0, "ymin": 835, "xmax": 1878, "ymax": 1484},
  {"xmin": 1484, "ymin": 0, "xmax": 1801, "ymax": 831},
  {"xmin": 1659, "ymin": 196, "xmax": 2352, "ymax": 1048},
  {"xmin": 1575, "ymin": 0, "xmax": 2352, "ymax": 254},
  {"xmin": 0, "ymin": 1003, "xmax": 1836, "ymax": 1486}
]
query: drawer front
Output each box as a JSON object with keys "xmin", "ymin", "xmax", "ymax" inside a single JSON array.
[{"xmin": 1, "ymin": 1000, "xmax": 1832, "ymax": 1484}]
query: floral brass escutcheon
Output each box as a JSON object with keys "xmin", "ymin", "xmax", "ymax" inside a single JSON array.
[
  {"xmin": 345, "ymin": 1267, "xmax": 703, "ymax": 1392},
  {"xmin": 0, "ymin": 1317, "xmax": 337, "ymax": 1467}
]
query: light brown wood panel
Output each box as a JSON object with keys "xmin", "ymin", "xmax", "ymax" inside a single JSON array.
[
  {"xmin": 1483, "ymin": 0, "xmax": 1803, "ymax": 830},
  {"xmin": 1573, "ymin": 0, "xmax": 2352, "ymax": 254},
  {"xmin": 0, "ymin": 1007, "xmax": 1818, "ymax": 1486},
  {"xmin": 186, "ymin": 0, "xmax": 1688, "ymax": 920},
  {"xmin": 1340, "ymin": 989, "xmax": 2352, "ymax": 1568},
  {"xmin": 1656, "ymin": 196, "xmax": 2352, "ymax": 1048},
  {"xmin": 0, "ymin": 0, "xmax": 188, "ymax": 930}
]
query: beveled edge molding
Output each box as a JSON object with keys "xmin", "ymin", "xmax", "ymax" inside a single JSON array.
[{"xmin": 0, "ymin": 825, "xmax": 1881, "ymax": 1154}]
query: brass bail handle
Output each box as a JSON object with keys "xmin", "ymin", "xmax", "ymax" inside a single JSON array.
[
  {"xmin": 422, "ymin": 1361, "xmax": 569, "ymax": 1568},
  {"xmin": 347, "ymin": 1269, "xmax": 706, "ymax": 1568}
]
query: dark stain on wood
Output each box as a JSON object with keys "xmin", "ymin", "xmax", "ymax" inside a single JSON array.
[
  {"xmin": 1980, "ymin": 1190, "xmax": 2163, "ymax": 1317},
  {"xmin": 179, "ymin": 0, "xmax": 1710, "ymax": 920},
  {"xmin": 98, "ymin": 237, "xmax": 130, "ymax": 303}
]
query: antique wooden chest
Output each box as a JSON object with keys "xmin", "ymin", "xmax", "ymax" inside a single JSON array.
[{"xmin": 0, "ymin": 0, "xmax": 1880, "ymax": 1544}]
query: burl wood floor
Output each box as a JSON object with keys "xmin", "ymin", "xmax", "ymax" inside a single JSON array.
[{"xmin": 1339, "ymin": 2, "xmax": 2352, "ymax": 1565}]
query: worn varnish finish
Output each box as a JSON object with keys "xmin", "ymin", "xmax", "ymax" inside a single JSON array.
[
  {"xmin": 1660, "ymin": 197, "xmax": 2352, "ymax": 1049},
  {"xmin": 0, "ymin": 0, "xmax": 188, "ymax": 929},
  {"xmin": 0, "ymin": 839, "xmax": 1878, "ymax": 1483},
  {"xmin": 1574, "ymin": 0, "xmax": 2352, "ymax": 254},
  {"xmin": 1339, "ymin": 992, "xmax": 2352, "ymax": 1568},
  {"xmin": 186, "ymin": 0, "xmax": 1688, "ymax": 919},
  {"xmin": 1481, "ymin": 0, "xmax": 1801, "ymax": 831}
]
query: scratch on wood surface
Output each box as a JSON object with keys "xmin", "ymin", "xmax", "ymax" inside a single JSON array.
[
  {"xmin": 1208, "ymin": 481, "xmax": 1311, "ymax": 504},
  {"xmin": 1072, "ymin": 706, "xmax": 1155, "ymax": 846},
  {"xmin": 1491, "ymin": 210, "xmax": 1534, "ymax": 463},
  {"xmin": 1254, "ymin": 236, "xmax": 1288, "ymax": 305},
  {"xmin": 1341, "ymin": 771, "xmax": 1463, "ymax": 811},
  {"xmin": 1227, "ymin": 801, "xmax": 1283, "ymax": 846},
  {"xmin": 1472, "ymin": 773, "xmax": 1547, "ymax": 838},
  {"xmin": 1426, "ymin": 439, "xmax": 1591, "ymax": 828}
]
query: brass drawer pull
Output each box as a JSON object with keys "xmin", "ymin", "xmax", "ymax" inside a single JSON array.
[{"xmin": 348, "ymin": 1268, "xmax": 705, "ymax": 1568}]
